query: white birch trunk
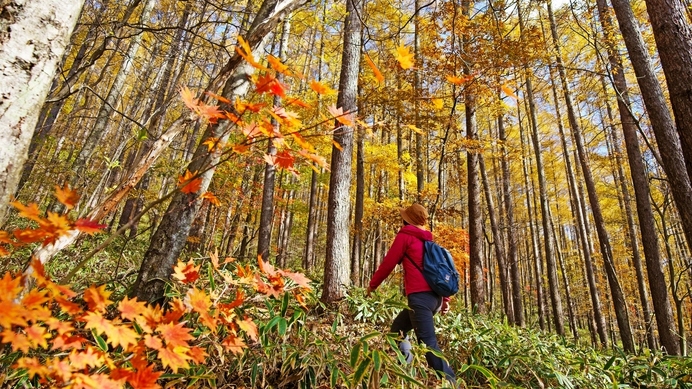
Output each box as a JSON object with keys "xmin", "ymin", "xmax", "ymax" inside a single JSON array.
[{"xmin": 0, "ymin": 0, "xmax": 85, "ymax": 223}]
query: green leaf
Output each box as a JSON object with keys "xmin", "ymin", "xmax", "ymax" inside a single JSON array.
[
  {"xmin": 350, "ymin": 342, "xmax": 362, "ymax": 368},
  {"xmin": 92, "ymin": 329, "xmax": 108, "ymax": 352},
  {"xmin": 208, "ymin": 263, "xmax": 215, "ymax": 290},
  {"xmin": 278, "ymin": 317, "xmax": 287, "ymax": 336},
  {"xmin": 373, "ymin": 350, "xmax": 381, "ymax": 371},
  {"xmin": 281, "ymin": 291, "xmax": 290, "ymax": 317},
  {"xmin": 353, "ymin": 357, "xmax": 371, "ymax": 384},
  {"xmin": 331, "ymin": 365, "xmax": 339, "ymax": 387}
]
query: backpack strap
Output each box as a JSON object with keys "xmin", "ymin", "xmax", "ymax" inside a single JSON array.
[{"xmin": 403, "ymin": 237, "xmax": 425, "ymax": 275}]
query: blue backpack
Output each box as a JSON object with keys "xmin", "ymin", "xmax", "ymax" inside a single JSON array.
[{"xmin": 405, "ymin": 240, "xmax": 460, "ymax": 297}]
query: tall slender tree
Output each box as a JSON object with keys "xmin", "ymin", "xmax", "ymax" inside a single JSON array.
[{"xmin": 321, "ymin": 0, "xmax": 362, "ymax": 303}]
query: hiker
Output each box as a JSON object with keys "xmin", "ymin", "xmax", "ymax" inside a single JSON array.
[{"xmin": 366, "ymin": 203, "xmax": 456, "ymax": 383}]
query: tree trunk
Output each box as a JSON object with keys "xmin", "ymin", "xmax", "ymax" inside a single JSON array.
[
  {"xmin": 499, "ymin": 98, "xmax": 524, "ymax": 327},
  {"xmin": 352, "ymin": 119, "xmax": 365, "ymax": 286},
  {"xmin": 593, "ymin": 15, "xmax": 657, "ymax": 348},
  {"xmin": 607, "ymin": 0, "xmax": 683, "ymax": 355},
  {"xmin": 0, "ymin": 0, "xmax": 85, "ymax": 223},
  {"xmin": 320, "ymin": 0, "xmax": 362, "ymax": 303},
  {"xmin": 641, "ymin": 0, "xmax": 692, "ymax": 182},
  {"xmin": 480, "ymin": 153, "xmax": 513, "ymax": 322}
]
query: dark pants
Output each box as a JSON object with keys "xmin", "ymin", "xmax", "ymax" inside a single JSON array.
[{"xmin": 391, "ymin": 291, "xmax": 456, "ymax": 382}]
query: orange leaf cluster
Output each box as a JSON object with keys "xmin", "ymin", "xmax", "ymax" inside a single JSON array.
[{"xmin": 1, "ymin": 190, "xmax": 106, "ymax": 253}]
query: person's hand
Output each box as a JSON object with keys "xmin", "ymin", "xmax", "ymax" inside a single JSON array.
[
  {"xmin": 366, "ymin": 286, "xmax": 374, "ymax": 297},
  {"xmin": 440, "ymin": 299, "xmax": 450, "ymax": 315}
]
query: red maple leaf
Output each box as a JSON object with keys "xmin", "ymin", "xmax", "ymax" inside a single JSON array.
[
  {"xmin": 74, "ymin": 218, "xmax": 107, "ymax": 234},
  {"xmin": 178, "ymin": 170, "xmax": 202, "ymax": 194}
]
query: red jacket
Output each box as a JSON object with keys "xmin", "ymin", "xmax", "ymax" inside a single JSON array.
[{"xmin": 369, "ymin": 225, "xmax": 434, "ymax": 295}]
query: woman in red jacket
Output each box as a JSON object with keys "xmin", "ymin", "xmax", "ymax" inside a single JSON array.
[{"xmin": 366, "ymin": 203, "xmax": 456, "ymax": 384}]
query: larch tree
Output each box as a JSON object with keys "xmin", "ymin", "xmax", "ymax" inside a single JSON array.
[
  {"xmin": 609, "ymin": 0, "xmax": 686, "ymax": 355},
  {"xmin": 0, "ymin": 0, "xmax": 85, "ymax": 223}
]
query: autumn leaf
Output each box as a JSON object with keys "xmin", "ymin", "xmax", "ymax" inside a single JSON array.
[
  {"xmin": 393, "ymin": 45, "xmax": 415, "ymax": 69},
  {"xmin": 297, "ymin": 149, "xmax": 330, "ymax": 171},
  {"xmin": 69, "ymin": 347, "xmax": 105, "ymax": 370},
  {"xmin": 255, "ymin": 73, "xmax": 288, "ymax": 97},
  {"xmin": 200, "ymin": 192, "xmax": 220, "ymax": 206},
  {"xmin": 267, "ymin": 55, "xmax": 292, "ymax": 76},
  {"xmin": 309, "ymin": 80, "xmax": 335, "ymax": 95},
  {"xmin": 156, "ymin": 322, "xmax": 194, "ymax": 348},
  {"xmin": 328, "ymin": 105, "xmax": 354, "ymax": 126},
  {"xmin": 274, "ymin": 150, "xmax": 295, "ymax": 169},
  {"xmin": 446, "ymin": 75, "xmax": 466, "ymax": 85},
  {"xmin": 235, "ymin": 36, "xmax": 269, "ymax": 71},
  {"xmin": 3, "ymin": 329, "xmax": 31, "ymax": 353},
  {"xmin": 55, "ymin": 185, "xmax": 80, "ymax": 210},
  {"xmin": 74, "ymin": 218, "xmax": 107, "ymax": 234},
  {"xmin": 180, "ymin": 86, "xmax": 199, "ymax": 111},
  {"xmin": 221, "ymin": 334, "xmax": 246, "ymax": 355},
  {"xmin": 172, "ymin": 260, "xmax": 201, "ymax": 284},
  {"xmin": 188, "ymin": 346, "xmax": 208, "ymax": 364},
  {"xmin": 236, "ymin": 316, "xmax": 258, "ymax": 341},
  {"xmin": 332, "ymin": 140, "xmax": 343, "ymax": 151},
  {"xmin": 25, "ymin": 324, "xmax": 50, "ymax": 349},
  {"xmin": 281, "ymin": 270, "xmax": 313, "ymax": 289},
  {"xmin": 178, "ymin": 170, "xmax": 202, "ymax": 194},
  {"xmin": 235, "ymin": 97, "xmax": 266, "ymax": 114},
  {"xmin": 122, "ymin": 362, "xmax": 163, "ymax": 389},
  {"xmin": 202, "ymin": 137, "xmax": 221, "ymax": 152},
  {"xmin": 285, "ymin": 96, "xmax": 311, "ymax": 108},
  {"xmin": 157, "ymin": 345, "xmax": 191, "ymax": 372},
  {"xmin": 205, "ymin": 91, "xmax": 231, "ymax": 104},
  {"xmin": 0, "ymin": 271, "xmax": 23, "ymax": 301},
  {"xmin": 291, "ymin": 133, "xmax": 315, "ymax": 152},
  {"xmin": 105, "ymin": 323, "xmax": 139, "ymax": 350},
  {"xmin": 83, "ymin": 285, "xmax": 112, "ymax": 312},
  {"xmin": 10, "ymin": 201, "xmax": 42, "ymax": 222},
  {"xmin": 184, "ymin": 287, "xmax": 217, "ymax": 330},
  {"xmin": 15, "ymin": 356, "xmax": 49, "ymax": 379},
  {"xmin": 365, "ymin": 53, "xmax": 385, "ymax": 83},
  {"xmin": 144, "ymin": 334, "xmax": 163, "ymax": 350},
  {"xmin": 501, "ymin": 84, "xmax": 518, "ymax": 100}
]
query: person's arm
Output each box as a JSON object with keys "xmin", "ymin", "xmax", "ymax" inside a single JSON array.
[{"xmin": 367, "ymin": 232, "xmax": 408, "ymax": 296}]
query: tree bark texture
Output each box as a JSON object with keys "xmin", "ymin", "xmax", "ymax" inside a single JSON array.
[
  {"xmin": 320, "ymin": 0, "xmax": 362, "ymax": 303},
  {"xmin": 0, "ymin": 0, "xmax": 85, "ymax": 223}
]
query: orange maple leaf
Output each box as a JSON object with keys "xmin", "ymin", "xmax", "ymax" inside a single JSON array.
[
  {"xmin": 180, "ymin": 85, "xmax": 200, "ymax": 111},
  {"xmin": 309, "ymin": 80, "xmax": 335, "ymax": 95},
  {"xmin": 267, "ymin": 55, "xmax": 292, "ymax": 76},
  {"xmin": 280, "ymin": 270, "xmax": 313, "ymax": 289},
  {"xmin": 10, "ymin": 201, "xmax": 43, "ymax": 222},
  {"xmin": 184, "ymin": 288, "xmax": 217, "ymax": 330},
  {"xmin": 74, "ymin": 218, "xmax": 107, "ymax": 234},
  {"xmin": 235, "ymin": 97, "xmax": 266, "ymax": 114},
  {"xmin": 172, "ymin": 260, "xmax": 200, "ymax": 284},
  {"xmin": 221, "ymin": 334, "xmax": 246, "ymax": 355},
  {"xmin": 328, "ymin": 105, "xmax": 355, "ymax": 127},
  {"xmin": 200, "ymin": 191, "xmax": 220, "ymax": 206},
  {"xmin": 156, "ymin": 322, "xmax": 194, "ymax": 348},
  {"xmin": 205, "ymin": 91, "xmax": 231, "ymax": 104},
  {"xmin": 158, "ymin": 345, "xmax": 191, "ymax": 372},
  {"xmin": 297, "ymin": 149, "xmax": 330, "ymax": 171},
  {"xmin": 188, "ymin": 346, "xmax": 208, "ymax": 364},
  {"xmin": 55, "ymin": 185, "xmax": 80, "ymax": 210},
  {"xmin": 69, "ymin": 347, "xmax": 105, "ymax": 370},
  {"xmin": 14, "ymin": 356, "xmax": 49, "ymax": 379},
  {"xmin": 235, "ymin": 36, "xmax": 268, "ymax": 71},
  {"xmin": 144, "ymin": 333, "xmax": 163, "ymax": 350},
  {"xmin": 365, "ymin": 53, "xmax": 385, "ymax": 83},
  {"xmin": 122, "ymin": 362, "xmax": 163, "ymax": 389},
  {"xmin": 393, "ymin": 45, "xmax": 415, "ymax": 69},
  {"xmin": 3, "ymin": 329, "xmax": 31, "ymax": 353},
  {"xmin": 83, "ymin": 284, "xmax": 112, "ymax": 312},
  {"xmin": 236, "ymin": 316, "xmax": 258, "ymax": 342},
  {"xmin": 285, "ymin": 96, "xmax": 311, "ymax": 108},
  {"xmin": 0, "ymin": 271, "xmax": 23, "ymax": 301},
  {"xmin": 177, "ymin": 170, "xmax": 202, "ymax": 194}
]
